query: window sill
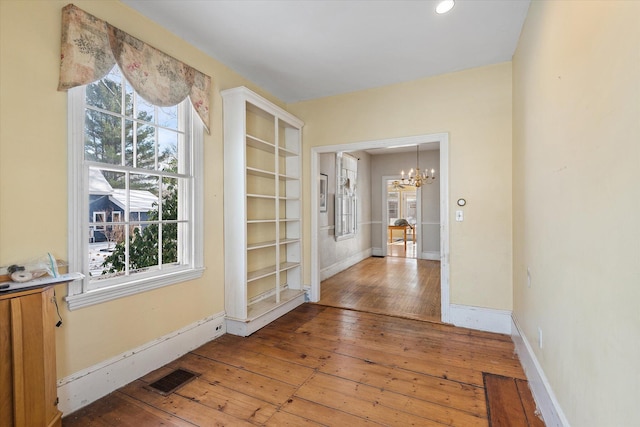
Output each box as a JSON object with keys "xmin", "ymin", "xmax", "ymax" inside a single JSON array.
[{"xmin": 65, "ymin": 267, "xmax": 205, "ymax": 310}]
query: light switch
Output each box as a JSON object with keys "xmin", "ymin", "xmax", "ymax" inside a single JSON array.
[{"xmin": 456, "ymin": 210, "xmax": 464, "ymax": 221}]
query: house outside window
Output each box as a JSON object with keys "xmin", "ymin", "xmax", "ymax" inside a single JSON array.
[{"xmin": 67, "ymin": 65, "xmax": 204, "ymax": 310}]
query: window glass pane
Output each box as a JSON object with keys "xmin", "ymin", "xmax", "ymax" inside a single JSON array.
[
  {"xmin": 85, "ymin": 67, "xmax": 123, "ymax": 113},
  {"xmin": 85, "ymin": 110, "xmax": 122, "ymax": 164},
  {"xmin": 162, "ymin": 177, "xmax": 178, "ymax": 221},
  {"xmin": 158, "ymin": 128, "xmax": 179, "ymax": 172},
  {"xmin": 124, "ymin": 119, "xmax": 134, "ymax": 167},
  {"xmin": 102, "ymin": 169, "xmax": 126, "ymax": 191},
  {"xmin": 128, "ymin": 225, "xmax": 160, "ymax": 272},
  {"xmin": 88, "ymin": 170, "xmax": 126, "ymax": 278},
  {"xmin": 158, "ymin": 105, "xmax": 179, "ymax": 130},
  {"xmin": 161, "ymin": 221, "xmax": 179, "ymax": 265},
  {"xmin": 136, "ymin": 96, "xmax": 155, "ymax": 124},
  {"xmin": 124, "ymin": 80, "xmax": 134, "ymax": 117},
  {"xmin": 89, "ymin": 227, "xmax": 113, "ymax": 277},
  {"xmin": 130, "ymin": 173, "xmax": 159, "ymax": 200},
  {"xmin": 136, "ymin": 122, "xmax": 157, "ymax": 170}
]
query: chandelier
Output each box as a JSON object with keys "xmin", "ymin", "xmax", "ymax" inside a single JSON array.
[{"xmin": 397, "ymin": 145, "xmax": 436, "ymax": 188}]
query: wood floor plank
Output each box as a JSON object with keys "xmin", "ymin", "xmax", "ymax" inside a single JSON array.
[
  {"xmin": 124, "ymin": 372, "xmax": 279, "ymax": 425},
  {"xmin": 315, "ymin": 337, "xmax": 486, "ymax": 386},
  {"xmin": 119, "ymin": 380, "xmax": 256, "ymax": 426},
  {"xmin": 167, "ymin": 353, "xmax": 298, "ymax": 405},
  {"xmin": 233, "ymin": 334, "xmax": 334, "ymax": 369},
  {"xmin": 484, "ymin": 374, "xmax": 529, "ymax": 427},
  {"xmin": 298, "ymin": 372, "xmax": 489, "ymax": 427},
  {"xmin": 279, "ymin": 396, "xmax": 384, "ymax": 426},
  {"xmin": 176, "ymin": 379, "xmax": 277, "ymax": 425},
  {"xmin": 319, "ymin": 352, "xmax": 488, "ymax": 417},
  {"xmin": 516, "ymin": 379, "xmax": 545, "ymax": 427},
  {"xmin": 191, "ymin": 339, "xmax": 315, "ymax": 386},
  {"xmin": 263, "ymin": 409, "xmax": 327, "ymax": 426},
  {"xmin": 62, "ymin": 391, "xmax": 196, "ymax": 427},
  {"xmin": 296, "ymin": 317, "xmax": 525, "ymax": 381},
  {"xmin": 294, "ymin": 379, "xmax": 446, "ymax": 427}
]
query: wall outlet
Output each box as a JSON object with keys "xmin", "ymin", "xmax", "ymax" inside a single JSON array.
[
  {"xmin": 526, "ymin": 267, "xmax": 531, "ymax": 288},
  {"xmin": 538, "ymin": 327, "xmax": 543, "ymax": 349}
]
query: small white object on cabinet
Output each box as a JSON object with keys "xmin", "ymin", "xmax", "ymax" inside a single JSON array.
[{"xmin": 222, "ymin": 86, "xmax": 305, "ymax": 336}]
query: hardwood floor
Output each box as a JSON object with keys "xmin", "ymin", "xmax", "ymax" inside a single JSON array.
[
  {"xmin": 319, "ymin": 256, "xmax": 441, "ymax": 322},
  {"xmin": 387, "ymin": 240, "xmax": 417, "ymax": 258},
  {"xmin": 63, "ymin": 305, "xmax": 543, "ymax": 426}
]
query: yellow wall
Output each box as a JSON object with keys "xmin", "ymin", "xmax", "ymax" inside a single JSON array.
[
  {"xmin": 512, "ymin": 1, "xmax": 640, "ymax": 425},
  {"xmin": 0, "ymin": 0, "xmax": 282, "ymax": 378},
  {"xmin": 289, "ymin": 63, "xmax": 513, "ymax": 309}
]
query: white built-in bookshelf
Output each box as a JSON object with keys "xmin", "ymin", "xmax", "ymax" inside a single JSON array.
[{"xmin": 222, "ymin": 86, "xmax": 305, "ymax": 336}]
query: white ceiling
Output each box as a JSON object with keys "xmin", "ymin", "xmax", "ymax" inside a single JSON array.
[{"xmin": 122, "ymin": 0, "xmax": 530, "ymax": 103}]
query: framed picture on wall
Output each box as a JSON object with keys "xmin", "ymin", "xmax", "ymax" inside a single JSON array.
[{"xmin": 320, "ymin": 173, "xmax": 328, "ymax": 212}]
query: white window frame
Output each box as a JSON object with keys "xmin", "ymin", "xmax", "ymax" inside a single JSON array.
[
  {"xmin": 93, "ymin": 211, "xmax": 106, "ymax": 231},
  {"xmin": 111, "ymin": 211, "xmax": 122, "ymax": 223},
  {"xmin": 66, "ymin": 84, "xmax": 204, "ymax": 310}
]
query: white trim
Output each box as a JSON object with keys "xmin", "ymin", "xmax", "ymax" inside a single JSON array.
[
  {"xmin": 65, "ymin": 268, "xmax": 205, "ymax": 310},
  {"xmin": 319, "ymin": 225, "xmax": 335, "ymax": 231},
  {"xmin": 310, "ymin": 150, "xmax": 320, "ymax": 302},
  {"xmin": 420, "ymin": 251, "xmax": 441, "ymax": 260},
  {"xmin": 439, "ymin": 138, "xmax": 450, "ymax": 323},
  {"xmin": 310, "ymin": 133, "xmax": 450, "ymax": 320},
  {"xmin": 57, "ymin": 311, "xmax": 226, "ymax": 416},
  {"xmin": 320, "ymin": 248, "xmax": 372, "ymax": 281},
  {"xmin": 225, "ymin": 292, "xmax": 305, "ymax": 336},
  {"xmin": 511, "ymin": 315, "xmax": 570, "ymax": 427},
  {"xmin": 448, "ymin": 304, "xmax": 512, "ymax": 334},
  {"xmin": 371, "ymin": 247, "xmax": 384, "ymax": 257}
]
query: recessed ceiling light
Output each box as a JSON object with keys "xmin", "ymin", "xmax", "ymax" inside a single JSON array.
[{"xmin": 436, "ymin": 0, "xmax": 455, "ymax": 14}]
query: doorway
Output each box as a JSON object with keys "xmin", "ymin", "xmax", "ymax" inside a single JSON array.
[
  {"xmin": 386, "ymin": 179, "xmax": 418, "ymax": 259},
  {"xmin": 310, "ymin": 133, "xmax": 451, "ymax": 324}
]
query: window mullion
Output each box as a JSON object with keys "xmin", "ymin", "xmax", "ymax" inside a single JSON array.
[
  {"xmin": 157, "ymin": 177, "xmax": 163, "ymax": 268},
  {"xmin": 125, "ymin": 170, "xmax": 131, "ymax": 277},
  {"xmin": 121, "ymin": 74, "xmax": 126, "ymax": 168}
]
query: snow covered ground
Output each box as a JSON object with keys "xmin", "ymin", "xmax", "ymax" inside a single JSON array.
[{"xmin": 88, "ymin": 242, "xmax": 115, "ymax": 277}]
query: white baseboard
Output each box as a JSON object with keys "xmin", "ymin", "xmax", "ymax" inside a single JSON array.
[
  {"xmin": 370, "ymin": 248, "xmax": 440, "ymax": 260},
  {"xmin": 320, "ymin": 248, "xmax": 372, "ymax": 281},
  {"xmin": 511, "ymin": 315, "xmax": 570, "ymax": 427},
  {"xmin": 226, "ymin": 291, "xmax": 305, "ymax": 337},
  {"xmin": 420, "ymin": 251, "xmax": 441, "ymax": 260},
  {"xmin": 448, "ymin": 304, "xmax": 512, "ymax": 334},
  {"xmin": 57, "ymin": 311, "xmax": 226, "ymax": 416}
]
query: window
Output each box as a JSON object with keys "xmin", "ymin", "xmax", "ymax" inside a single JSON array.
[
  {"xmin": 334, "ymin": 152, "xmax": 358, "ymax": 241},
  {"xmin": 67, "ymin": 65, "xmax": 203, "ymax": 310},
  {"xmin": 387, "ymin": 191, "xmax": 399, "ymax": 225}
]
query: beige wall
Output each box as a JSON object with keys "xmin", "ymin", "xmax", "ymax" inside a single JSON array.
[
  {"xmin": 290, "ymin": 63, "xmax": 513, "ymax": 310},
  {"xmin": 0, "ymin": 0, "xmax": 281, "ymax": 378},
  {"xmin": 512, "ymin": 1, "xmax": 640, "ymax": 425}
]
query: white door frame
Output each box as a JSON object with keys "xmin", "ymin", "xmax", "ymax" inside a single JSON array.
[
  {"xmin": 382, "ymin": 175, "xmax": 422, "ymax": 258},
  {"xmin": 310, "ymin": 132, "xmax": 450, "ymax": 323}
]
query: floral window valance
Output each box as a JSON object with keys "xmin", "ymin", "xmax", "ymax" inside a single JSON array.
[{"xmin": 57, "ymin": 4, "xmax": 211, "ymax": 133}]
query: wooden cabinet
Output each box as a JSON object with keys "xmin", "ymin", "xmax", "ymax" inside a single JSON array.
[
  {"xmin": 222, "ymin": 86, "xmax": 305, "ymax": 336},
  {"xmin": 0, "ymin": 286, "xmax": 62, "ymax": 427}
]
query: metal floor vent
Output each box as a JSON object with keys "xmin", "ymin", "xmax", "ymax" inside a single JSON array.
[{"xmin": 146, "ymin": 368, "xmax": 199, "ymax": 396}]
